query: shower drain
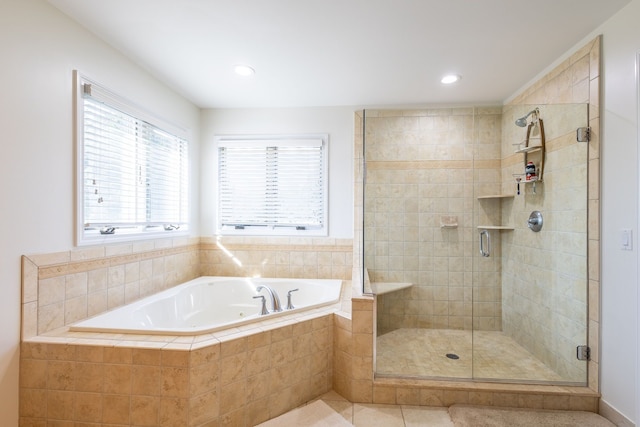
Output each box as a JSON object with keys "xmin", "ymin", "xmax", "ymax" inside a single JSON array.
[{"xmin": 445, "ymin": 353, "xmax": 460, "ymax": 360}]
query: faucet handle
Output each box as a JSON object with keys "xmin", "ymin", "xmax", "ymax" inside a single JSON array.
[
  {"xmin": 286, "ymin": 288, "xmax": 299, "ymax": 310},
  {"xmin": 253, "ymin": 295, "xmax": 268, "ymax": 315}
]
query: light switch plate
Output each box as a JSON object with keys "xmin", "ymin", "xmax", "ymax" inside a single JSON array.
[{"xmin": 621, "ymin": 229, "xmax": 633, "ymax": 251}]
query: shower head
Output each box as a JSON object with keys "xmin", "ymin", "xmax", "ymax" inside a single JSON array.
[{"xmin": 515, "ymin": 108, "xmax": 539, "ymax": 127}]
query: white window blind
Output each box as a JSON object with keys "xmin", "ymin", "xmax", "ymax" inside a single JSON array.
[
  {"xmin": 76, "ymin": 72, "xmax": 189, "ymax": 244},
  {"xmin": 216, "ymin": 135, "xmax": 328, "ymax": 236}
]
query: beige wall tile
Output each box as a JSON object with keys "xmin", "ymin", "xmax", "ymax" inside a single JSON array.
[
  {"xmin": 75, "ymin": 362, "xmax": 104, "ymax": 393},
  {"xmin": 159, "ymin": 397, "xmax": 189, "ymax": 427},
  {"xmin": 19, "ymin": 389, "xmax": 47, "ymax": 418},
  {"xmin": 74, "ymin": 392, "xmax": 103, "ymax": 423},
  {"xmin": 191, "ymin": 343, "xmax": 220, "ymax": 366},
  {"xmin": 396, "ymin": 387, "xmax": 420, "ymax": 405},
  {"xmin": 103, "ymin": 364, "xmax": 132, "ymax": 394},
  {"xmin": 373, "ymin": 385, "xmax": 396, "ymax": 404},
  {"xmin": 161, "ymin": 367, "xmax": 189, "ymax": 398},
  {"xmin": 22, "ymin": 257, "xmax": 38, "ymax": 303},
  {"xmin": 191, "ymin": 360, "xmax": 219, "ymax": 395},
  {"xmin": 103, "ymin": 393, "xmax": 131, "ymax": 424},
  {"xmin": 131, "ymin": 395, "xmax": 160, "ymax": 426},
  {"xmin": 132, "ymin": 364, "xmax": 161, "ymax": 395},
  {"xmin": 220, "ymin": 353, "xmax": 247, "ymax": 386},
  {"xmin": 189, "ymin": 390, "xmax": 219, "ymax": 426},
  {"xmin": 21, "ymin": 302, "xmax": 38, "ymax": 339},
  {"xmin": 46, "ymin": 390, "xmax": 74, "ymax": 420},
  {"xmin": 19, "ymin": 359, "xmax": 47, "ymax": 388},
  {"xmin": 162, "ymin": 349, "xmax": 190, "ymax": 367},
  {"xmin": 38, "ymin": 301, "xmax": 64, "ymax": 334},
  {"xmin": 39, "ymin": 277, "xmax": 65, "ymax": 307},
  {"xmin": 219, "ymin": 379, "xmax": 246, "ymax": 415}
]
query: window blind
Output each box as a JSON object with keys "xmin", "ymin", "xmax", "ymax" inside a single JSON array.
[
  {"xmin": 79, "ymin": 77, "xmax": 189, "ymax": 240},
  {"xmin": 217, "ymin": 137, "xmax": 327, "ymax": 234}
]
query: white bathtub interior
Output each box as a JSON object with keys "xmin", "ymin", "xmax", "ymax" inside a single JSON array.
[{"xmin": 70, "ymin": 276, "xmax": 342, "ymax": 335}]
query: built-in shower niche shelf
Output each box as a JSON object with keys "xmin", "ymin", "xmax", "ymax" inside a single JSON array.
[
  {"xmin": 476, "ymin": 225, "xmax": 514, "ymax": 230},
  {"xmin": 371, "ymin": 282, "xmax": 413, "ymax": 295},
  {"xmin": 476, "ymin": 195, "xmax": 514, "ymax": 230}
]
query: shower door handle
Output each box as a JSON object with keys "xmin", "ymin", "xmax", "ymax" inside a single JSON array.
[{"xmin": 479, "ymin": 229, "xmax": 490, "ymax": 257}]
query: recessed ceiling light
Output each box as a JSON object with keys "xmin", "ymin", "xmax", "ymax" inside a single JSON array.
[
  {"xmin": 234, "ymin": 65, "xmax": 255, "ymax": 77},
  {"xmin": 441, "ymin": 74, "xmax": 461, "ymax": 84}
]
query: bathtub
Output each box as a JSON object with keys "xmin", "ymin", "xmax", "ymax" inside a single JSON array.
[{"xmin": 70, "ymin": 276, "xmax": 343, "ymax": 335}]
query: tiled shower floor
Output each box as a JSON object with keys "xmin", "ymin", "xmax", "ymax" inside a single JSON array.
[{"xmin": 376, "ymin": 328, "xmax": 565, "ymax": 382}]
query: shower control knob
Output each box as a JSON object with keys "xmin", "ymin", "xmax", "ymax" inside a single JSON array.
[{"xmin": 528, "ymin": 211, "xmax": 543, "ymax": 232}]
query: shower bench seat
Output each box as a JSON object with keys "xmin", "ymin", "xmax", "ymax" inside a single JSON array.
[{"xmin": 370, "ymin": 282, "xmax": 412, "ymax": 295}]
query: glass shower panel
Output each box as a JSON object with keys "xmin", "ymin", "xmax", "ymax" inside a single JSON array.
[
  {"xmin": 473, "ymin": 104, "xmax": 589, "ymax": 385},
  {"xmin": 365, "ymin": 108, "xmax": 478, "ymax": 379}
]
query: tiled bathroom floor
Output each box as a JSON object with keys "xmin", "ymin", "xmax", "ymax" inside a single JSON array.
[
  {"xmin": 376, "ymin": 328, "xmax": 565, "ymax": 382},
  {"xmin": 261, "ymin": 391, "xmax": 615, "ymax": 427}
]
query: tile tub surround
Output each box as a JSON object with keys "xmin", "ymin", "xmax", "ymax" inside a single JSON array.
[
  {"xmin": 20, "ymin": 291, "xmax": 601, "ymax": 425},
  {"xmin": 20, "ymin": 236, "xmax": 350, "ymax": 425},
  {"xmin": 19, "ymin": 311, "xmax": 335, "ymax": 426},
  {"xmin": 200, "ymin": 236, "xmax": 354, "ymax": 281},
  {"xmin": 21, "ymin": 236, "xmax": 353, "ymax": 339}
]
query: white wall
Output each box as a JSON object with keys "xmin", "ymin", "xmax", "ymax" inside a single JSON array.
[
  {"xmin": 200, "ymin": 108, "xmax": 354, "ymax": 238},
  {"xmin": 0, "ymin": 0, "xmax": 200, "ymax": 424},
  {"xmin": 595, "ymin": 0, "xmax": 640, "ymax": 423}
]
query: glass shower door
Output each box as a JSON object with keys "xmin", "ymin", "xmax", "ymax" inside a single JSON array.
[
  {"xmin": 472, "ymin": 103, "xmax": 590, "ymax": 385},
  {"xmin": 365, "ymin": 104, "xmax": 590, "ymax": 385}
]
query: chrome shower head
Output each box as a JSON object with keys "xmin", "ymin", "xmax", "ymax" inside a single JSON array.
[{"xmin": 515, "ymin": 108, "xmax": 539, "ymax": 127}]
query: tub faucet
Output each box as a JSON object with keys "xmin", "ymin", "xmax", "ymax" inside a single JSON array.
[
  {"xmin": 256, "ymin": 285, "xmax": 283, "ymax": 313},
  {"xmin": 286, "ymin": 288, "xmax": 299, "ymax": 310},
  {"xmin": 252, "ymin": 295, "xmax": 269, "ymax": 315}
]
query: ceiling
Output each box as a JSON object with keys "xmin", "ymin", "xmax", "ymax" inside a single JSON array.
[{"xmin": 48, "ymin": 0, "xmax": 630, "ymax": 109}]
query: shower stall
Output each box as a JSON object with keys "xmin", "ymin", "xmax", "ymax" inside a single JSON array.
[{"xmin": 360, "ymin": 104, "xmax": 589, "ymax": 385}]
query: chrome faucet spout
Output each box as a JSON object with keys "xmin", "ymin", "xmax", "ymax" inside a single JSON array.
[{"xmin": 256, "ymin": 285, "xmax": 282, "ymax": 312}]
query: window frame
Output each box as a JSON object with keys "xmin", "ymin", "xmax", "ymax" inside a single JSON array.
[
  {"xmin": 74, "ymin": 71, "xmax": 190, "ymax": 246},
  {"xmin": 214, "ymin": 133, "xmax": 329, "ymax": 237}
]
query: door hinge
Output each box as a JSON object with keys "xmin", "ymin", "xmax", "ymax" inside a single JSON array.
[
  {"xmin": 576, "ymin": 345, "xmax": 591, "ymax": 361},
  {"xmin": 576, "ymin": 127, "xmax": 591, "ymax": 142}
]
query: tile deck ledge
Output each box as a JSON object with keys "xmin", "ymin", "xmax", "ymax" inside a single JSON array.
[{"xmin": 373, "ymin": 376, "xmax": 599, "ymax": 397}]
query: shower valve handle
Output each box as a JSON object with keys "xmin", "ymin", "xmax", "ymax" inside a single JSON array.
[{"xmin": 528, "ymin": 211, "xmax": 543, "ymax": 232}]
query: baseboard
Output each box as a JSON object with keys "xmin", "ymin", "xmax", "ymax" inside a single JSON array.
[{"xmin": 599, "ymin": 399, "xmax": 635, "ymax": 427}]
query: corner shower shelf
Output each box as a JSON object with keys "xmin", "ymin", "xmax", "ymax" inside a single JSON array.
[
  {"xmin": 477, "ymin": 225, "xmax": 514, "ymax": 230},
  {"xmin": 477, "ymin": 194, "xmax": 514, "ymax": 200}
]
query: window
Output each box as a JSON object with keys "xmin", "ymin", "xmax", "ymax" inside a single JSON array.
[
  {"xmin": 75, "ymin": 71, "xmax": 189, "ymax": 245},
  {"xmin": 215, "ymin": 134, "xmax": 328, "ymax": 236}
]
